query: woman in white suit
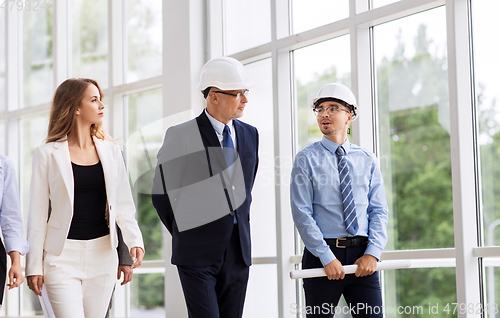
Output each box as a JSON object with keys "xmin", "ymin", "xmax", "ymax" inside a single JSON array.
[{"xmin": 26, "ymin": 78, "xmax": 145, "ymax": 318}]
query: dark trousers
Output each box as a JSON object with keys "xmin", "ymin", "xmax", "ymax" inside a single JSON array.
[
  {"xmin": 302, "ymin": 244, "xmax": 383, "ymax": 318},
  {"xmin": 177, "ymin": 225, "xmax": 249, "ymax": 318}
]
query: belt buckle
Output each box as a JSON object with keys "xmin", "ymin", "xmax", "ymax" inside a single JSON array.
[{"xmin": 336, "ymin": 238, "xmax": 347, "ymax": 248}]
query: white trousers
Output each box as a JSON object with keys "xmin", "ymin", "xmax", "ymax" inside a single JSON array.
[{"xmin": 43, "ymin": 234, "xmax": 118, "ymax": 318}]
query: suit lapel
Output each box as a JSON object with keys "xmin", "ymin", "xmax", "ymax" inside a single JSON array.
[
  {"xmin": 52, "ymin": 139, "xmax": 75, "ymax": 210},
  {"xmin": 93, "ymin": 137, "xmax": 114, "ymax": 202},
  {"xmin": 233, "ymin": 119, "xmax": 245, "ymax": 166},
  {"xmin": 197, "ymin": 111, "xmax": 222, "ymax": 148},
  {"xmin": 196, "ymin": 111, "xmax": 227, "ymax": 176}
]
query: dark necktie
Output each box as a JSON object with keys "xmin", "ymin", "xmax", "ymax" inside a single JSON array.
[
  {"xmin": 223, "ymin": 125, "xmax": 235, "ymax": 173},
  {"xmin": 336, "ymin": 146, "xmax": 358, "ymax": 235},
  {"xmin": 223, "ymin": 125, "xmax": 237, "ymax": 223}
]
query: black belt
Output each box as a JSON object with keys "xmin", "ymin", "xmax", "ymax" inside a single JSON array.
[{"xmin": 325, "ymin": 237, "xmax": 368, "ymax": 249}]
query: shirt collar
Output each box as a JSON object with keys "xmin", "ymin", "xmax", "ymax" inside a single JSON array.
[
  {"xmin": 320, "ymin": 136, "xmax": 351, "ymax": 155},
  {"xmin": 204, "ymin": 108, "xmax": 234, "ymax": 135}
]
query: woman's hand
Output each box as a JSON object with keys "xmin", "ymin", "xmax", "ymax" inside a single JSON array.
[
  {"xmin": 130, "ymin": 247, "xmax": 144, "ymax": 269},
  {"xmin": 117, "ymin": 265, "xmax": 133, "ymax": 285},
  {"xmin": 27, "ymin": 275, "xmax": 44, "ymax": 296},
  {"xmin": 7, "ymin": 251, "xmax": 24, "ymax": 289}
]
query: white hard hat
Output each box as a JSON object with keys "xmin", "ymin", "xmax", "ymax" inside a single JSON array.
[
  {"xmin": 196, "ymin": 57, "xmax": 255, "ymax": 91},
  {"xmin": 312, "ymin": 83, "xmax": 358, "ymax": 120}
]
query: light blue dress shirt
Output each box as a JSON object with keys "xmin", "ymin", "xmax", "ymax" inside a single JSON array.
[
  {"xmin": 0, "ymin": 154, "xmax": 29, "ymax": 255},
  {"xmin": 204, "ymin": 109, "xmax": 237, "ymax": 150},
  {"xmin": 290, "ymin": 137, "xmax": 388, "ymax": 266}
]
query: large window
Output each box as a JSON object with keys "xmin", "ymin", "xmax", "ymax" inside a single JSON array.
[
  {"xmin": 374, "ymin": 8, "xmax": 455, "ymax": 313},
  {"xmin": 0, "ymin": 7, "xmax": 5, "ymax": 112},
  {"xmin": 472, "ymin": 0, "xmax": 500, "ymax": 310},
  {"xmin": 224, "ymin": 0, "xmax": 271, "ymax": 55},
  {"xmin": 126, "ymin": 87, "xmax": 164, "ymax": 261},
  {"xmin": 374, "ymin": 7, "xmax": 452, "ymax": 251},
  {"xmin": 23, "ymin": 7, "xmax": 53, "ymax": 107},
  {"xmin": 243, "ymin": 58, "xmax": 276, "ymax": 258},
  {"xmin": 0, "ymin": 1, "xmax": 165, "ymax": 315},
  {"xmin": 372, "ymin": 0, "xmax": 401, "ymax": 9},
  {"xmin": 71, "ymin": 0, "xmax": 109, "ymax": 87},
  {"xmin": 20, "ymin": 113, "xmax": 49, "ymax": 316},
  {"xmin": 291, "ymin": 0, "xmax": 349, "ymax": 34},
  {"xmin": 241, "ymin": 58, "xmax": 279, "ymax": 316},
  {"xmin": 473, "ymin": 0, "xmax": 500, "ymax": 248},
  {"xmin": 294, "ymin": 35, "xmax": 352, "ymax": 151},
  {"xmin": 126, "ymin": 0, "xmax": 162, "ymax": 83},
  {"xmin": 0, "ymin": 121, "xmax": 4, "ymax": 154},
  {"xmin": 383, "ymin": 267, "xmax": 457, "ymax": 317}
]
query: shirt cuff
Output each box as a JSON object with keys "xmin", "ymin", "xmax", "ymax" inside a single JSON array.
[
  {"xmin": 4, "ymin": 237, "xmax": 30, "ymax": 255},
  {"xmin": 318, "ymin": 249, "xmax": 336, "ymax": 267},
  {"xmin": 364, "ymin": 243, "xmax": 383, "ymax": 261}
]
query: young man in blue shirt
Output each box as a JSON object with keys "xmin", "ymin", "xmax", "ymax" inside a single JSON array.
[
  {"xmin": 291, "ymin": 83, "xmax": 388, "ymax": 317},
  {"xmin": 0, "ymin": 154, "xmax": 29, "ymax": 303}
]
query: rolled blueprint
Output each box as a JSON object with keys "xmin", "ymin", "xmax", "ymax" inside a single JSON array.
[
  {"xmin": 38, "ymin": 284, "xmax": 55, "ymax": 318},
  {"xmin": 290, "ymin": 260, "xmax": 412, "ymax": 279}
]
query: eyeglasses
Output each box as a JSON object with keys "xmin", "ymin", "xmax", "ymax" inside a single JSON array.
[
  {"xmin": 312, "ymin": 105, "xmax": 351, "ymax": 117},
  {"xmin": 213, "ymin": 90, "xmax": 249, "ymax": 99}
]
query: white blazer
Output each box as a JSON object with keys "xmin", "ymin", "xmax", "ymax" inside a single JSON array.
[{"xmin": 26, "ymin": 136, "xmax": 144, "ymax": 277}]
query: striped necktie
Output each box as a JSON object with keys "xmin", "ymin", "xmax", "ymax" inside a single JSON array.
[{"xmin": 336, "ymin": 146, "xmax": 358, "ymax": 235}]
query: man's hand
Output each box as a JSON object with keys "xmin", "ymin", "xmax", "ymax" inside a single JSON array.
[
  {"xmin": 27, "ymin": 275, "xmax": 44, "ymax": 296},
  {"xmin": 354, "ymin": 254, "xmax": 377, "ymax": 277},
  {"xmin": 324, "ymin": 259, "xmax": 345, "ymax": 280},
  {"xmin": 130, "ymin": 247, "xmax": 144, "ymax": 269},
  {"xmin": 7, "ymin": 251, "xmax": 24, "ymax": 289},
  {"xmin": 117, "ymin": 265, "xmax": 133, "ymax": 285}
]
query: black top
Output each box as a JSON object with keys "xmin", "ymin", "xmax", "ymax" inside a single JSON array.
[{"xmin": 67, "ymin": 161, "xmax": 110, "ymax": 240}]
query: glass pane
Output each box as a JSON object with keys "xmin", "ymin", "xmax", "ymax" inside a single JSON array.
[
  {"xmin": 224, "ymin": 0, "xmax": 271, "ymax": 55},
  {"xmin": 23, "ymin": 283, "xmax": 44, "ymax": 316},
  {"xmin": 130, "ymin": 273, "xmax": 165, "ymax": 317},
  {"xmin": 126, "ymin": 88, "xmax": 164, "ymax": 260},
  {"xmin": 484, "ymin": 264, "xmax": 500, "ymax": 315},
  {"xmin": 383, "ymin": 268, "xmax": 457, "ymax": 317},
  {"xmin": 242, "ymin": 58, "xmax": 276, "ymax": 258},
  {"xmin": 374, "ymin": 7, "xmax": 452, "ymax": 250},
  {"xmin": 0, "ymin": 121, "xmax": 4, "ymax": 154},
  {"xmin": 126, "ymin": 0, "xmax": 162, "ymax": 83},
  {"xmin": 21, "ymin": 114, "xmax": 50, "ymax": 223},
  {"xmin": 243, "ymin": 264, "xmax": 278, "ymax": 317},
  {"xmin": 473, "ymin": 0, "xmax": 500, "ymax": 247},
  {"xmin": 294, "ymin": 35, "xmax": 352, "ymax": 152},
  {"xmin": 101, "ymin": 96, "xmax": 110, "ymax": 130},
  {"xmin": 21, "ymin": 114, "xmax": 49, "ymax": 318},
  {"xmin": 23, "ymin": 7, "xmax": 54, "ymax": 107},
  {"xmin": 72, "ymin": 0, "xmax": 109, "ymax": 88},
  {"xmin": 0, "ymin": 6, "xmax": 5, "ymax": 112},
  {"xmin": 292, "ymin": 0, "xmax": 349, "ymax": 34},
  {"xmin": 372, "ymin": 0, "xmax": 401, "ymax": 9}
]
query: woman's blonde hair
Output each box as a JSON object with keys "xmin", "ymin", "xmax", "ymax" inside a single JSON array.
[{"xmin": 46, "ymin": 78, "xmax": 109, "ymax": 143}]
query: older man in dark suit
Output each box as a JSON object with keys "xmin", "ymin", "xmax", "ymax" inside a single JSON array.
[{"xmin": 152, "ymin": 56, "xmax": 259, "ymax": 318}]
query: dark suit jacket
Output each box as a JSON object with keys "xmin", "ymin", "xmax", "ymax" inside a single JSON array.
[{"xmin": 152, "ymin": 111, "xmax": 258, "ymax": 267}]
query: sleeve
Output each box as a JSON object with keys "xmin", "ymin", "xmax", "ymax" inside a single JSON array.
[
  {"xmin": 290, "ymin": 154, "xmax": 335, "ymax": 266},
  {"xmin": 114, "ymin": 144, "xmax": 145, "ymax": 252},
  {"xmin": 116, "ymin": 225, "xmax": 134, "ymax": 266},
  {"xmin": 26, "ymin": 147, "xmax": 51, "ymax": 276},
  {"xmin": 364, "ymin": 158, "xmax": 389, "ymax": 260},
  {"xmin": 151, "ymin": 127, "xmax": 185, "ymax": 234},
  {"xmin": 0, "ymin": 156, "xmax": 29, "ymax": 255},
  {"xmin": 253, "ymin": 127, "xmax": 259, "ymax": 183}
]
